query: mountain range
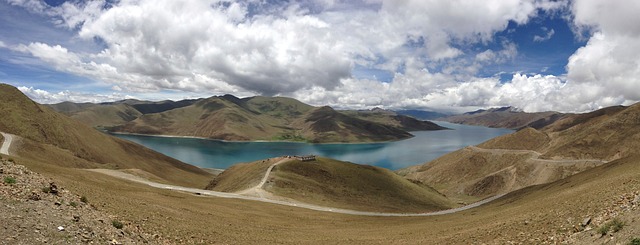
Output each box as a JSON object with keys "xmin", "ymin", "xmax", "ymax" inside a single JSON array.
[
  {"xmin": 50, "ymin": 95, "xmax": 446, "ymax": 143},
  {"xmin": 438, "ymin": 106, "xmax": 569, "ymax": 129}
]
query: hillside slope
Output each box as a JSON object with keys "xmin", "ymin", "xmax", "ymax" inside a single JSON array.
[
  {"xmin": 206, "ymin": 157, "xmax": 455, "ymax": 213},
  {"xmin": 401, "ymin": 104, "xmax": 637, "ymax": 203},
  {"xmin": 441, "ymin": 106, "xmax": 567, "ymax": 129},
  {"xmin": 0, "ymin": 84, "xmax": 212, "ymax": 187},
  {"xmin": 112, "ymin": 95, "xmax": 444, "ymax": 143}
]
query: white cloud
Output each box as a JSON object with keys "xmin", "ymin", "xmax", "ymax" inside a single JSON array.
[
  {"xmin": 17, "ymin": 86, "xmax": 134, "ymax": 104},
  {"xmin": 565, "ymin": 0, "xmax": 640, "ymax": 107},
  {"xmin": 7, "ymin": 0, "xmax": 550, "ymax": 96},
  {"xmin": 8, "ymin": 0, "xmax": 639, "ymax": 113},
  {"xmin": 533, "ymin": 27, "xmax": 555, "ymax": 42}
]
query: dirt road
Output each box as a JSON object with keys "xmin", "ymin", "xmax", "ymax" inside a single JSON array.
[
  {"xmin": 468, "ymin": 146, "xmax": 607, "ymax": 164},
  {"xmin": 0, "ymin": 132, "xmax": 13, "ymax": 155},
  {"xmin": 89, "ymin": 168, "xmax": 504, "ymax": 217}
]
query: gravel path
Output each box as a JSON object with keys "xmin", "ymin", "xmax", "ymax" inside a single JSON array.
[{"xmin": 0, "ymin": 132, "xmax": 13, "ymax": 155}]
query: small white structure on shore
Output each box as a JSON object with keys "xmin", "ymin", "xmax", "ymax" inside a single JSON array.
[{"xmin": 296, "ymin": 155, "xmax": 316, "ymax": 162}]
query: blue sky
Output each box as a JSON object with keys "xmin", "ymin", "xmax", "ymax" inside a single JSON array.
[{"xmin": 1, "ymin": 0, "xmax": 639, "ymax": 113}]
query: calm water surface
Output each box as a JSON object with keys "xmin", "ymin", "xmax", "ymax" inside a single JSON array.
[{"xmin": 112, "ymin": 122, "xmax": 512, "ymax": 170}]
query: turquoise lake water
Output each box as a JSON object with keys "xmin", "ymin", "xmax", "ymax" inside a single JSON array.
[{"xmin": 111, "ymin": 122, "xmax": 513, "ymax": 170}]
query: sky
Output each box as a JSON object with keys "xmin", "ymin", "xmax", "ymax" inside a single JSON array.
[{"xmin": 1, "ymin": 0, "xmax": 639, "ymax": 113}]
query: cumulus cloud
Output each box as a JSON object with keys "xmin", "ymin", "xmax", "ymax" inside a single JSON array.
[
  {"xmin": 6, "ymin": 0, "xmax": 547, "ymax": 94},
  {"xmin": 6, "ymin": 0, "xmax": 639, "ymax": 113},
  {"xmin": 565, "ymin": 0, "xmax": 640, "ymax": 107},
  {"xmin": 17, "ymin": 86, "xmax": 134, "ymax": 104}
]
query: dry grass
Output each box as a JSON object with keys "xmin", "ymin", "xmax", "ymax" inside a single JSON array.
[
  {"xmin": 10, "ymin": 150, "xmax": 639, "ymax": 244},
  {"xmin": 478, "ymin": 127, "xmax": 550, "ymax": 151},
  {"xmin": 0, "ymin": 84, "xmax": 212, "ymax": 188},
  {"xmin": 268, "ymin": 157, "xmax": 455, "ymax": 213},
  {"xmin": 206, "ymin": 157, "xmax": 281, "ymax": 192}
]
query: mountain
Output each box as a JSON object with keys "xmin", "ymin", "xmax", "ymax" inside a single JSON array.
[
  {"xmin": 49, "ymin": 102, "xmax": 142, "ymax": 128},
  {"xmin": 0, "ymin": 84, "xmax": 212, "ymax": 187},
  {"xmin": 440, "ymin": 106, "xmax": 568, "ymax": 129},
  {"xmin": 395, "ymin": 109, "xmax": 449, "ymax": 120},
  {"xmin": 400, "ymin": 103, "xmax": 637, "ymax": 203},
  {"xmin": 48, "ymin": 99, "xmax": 197, "ymax": 127},
  {"xmin": 342, "ymin": 108, "xmax": 447, "ymax": 131},
  {"xmin": 206, "ymin": 156, "xmax": 455, "ymax": 213},
  {"xmin": 102, "ymin": 95, "xmax": 446, "ymax": 143}
]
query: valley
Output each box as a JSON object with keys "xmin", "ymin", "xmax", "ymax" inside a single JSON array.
[{"xmin": 1, "ymin": 83, "xmax": 640, "ymax": 244}]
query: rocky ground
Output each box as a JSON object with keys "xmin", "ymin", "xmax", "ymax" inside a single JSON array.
[{"xmin": 0, "ymin": 157, "xmax": 168, "ymax": 244}]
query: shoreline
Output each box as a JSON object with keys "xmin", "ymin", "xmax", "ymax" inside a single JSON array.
[{"xmin": 107, "ymin": 131, "xmax": 420, "ymax": 145}]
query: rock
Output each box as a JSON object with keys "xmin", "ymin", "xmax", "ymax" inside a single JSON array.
[
  {"xmin": 57, "ymin": 226, "xmax": 64, "ymax": 232},
  {"xmin": 110, "ymin": 239, "xmax": 123, "ymax": 245},
  {"xmin": 28, "ymin": 192, "xmax": 40, "ymax": 201},
  {"xmin": 73, "ymin": 215, "xmax": 80, "ymax": 222},
  {"xmin": 49, "ymin": 182, "xmax": 58, "ymax": 195},
  {"xmin": 54, "ymin": 201, "xmax": 62, "ymax": 206},
  {"xmin": 581, "ymin": 217, "xmax": 591, "ymax": 227}
]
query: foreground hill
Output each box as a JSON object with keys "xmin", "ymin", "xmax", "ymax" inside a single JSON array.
[
  {"xmin": 206, "ymin": 156, "xmax": 455, "ymax": 213},
  {"xmin": 440, "ymin": 106, "xmax": 568, "ymax": 129},
  {"xmin": 108, "ymin": 95, "xmax": 445, "ymax": 143},
  {"xmin": 401, "ymin": 103, "xmax": 639, "ymax": 203},
  {"xmin": 0, "ymin": 84, "xmax": 212, "ymax": 187}
]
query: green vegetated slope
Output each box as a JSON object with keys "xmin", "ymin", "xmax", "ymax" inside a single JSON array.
[
  {"xmin": 0, "ymin": 84, "xmax": 212, "ymax": 187},
  {"xmin": 109, "ymin": 95, "xmax": 445, "ymax": 143},
  {"xmin": 401, "ymin": 103, "xmax": 640, "ymax": 204}
]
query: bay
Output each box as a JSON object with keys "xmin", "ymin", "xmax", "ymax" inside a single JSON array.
[{"xmin": 111, "ymin": 121, "xmax": 513, "ymax": 170}]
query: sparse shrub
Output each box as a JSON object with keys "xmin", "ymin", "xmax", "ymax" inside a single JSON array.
[
  {"xmin": 597, "ymin": 223, "xmax": 610, "ymax": 236},
  {"xmin": 80, "ymin": 196, "xmax": 88, "ymax": 203},
  {"xmin": 611, "ymin": 218, "xmax": 625, "ymax": 232},
  {"xmin": 112, "ymin": 220, "xmax": 124, "ymax": 229},
  {"xmin": 598, "ymin": 218, "xmax": 625, "ymax": 236},
  {"xmin": 69, "ymin": 202, "xmax": 78, "ymax": 207},
  {"xmin": 42, "ymin": 186, "xmax": 51, "ymax": 193},
  {"xmin": 7, "ymin": 158, "xmax": 14, "ymax": 163},
  {"xmin": 3, "ymin": 176, "xmax": 16, "ymax": 184},
  {"xmin": 629, "ymin": 237, "xmax": 640, "ymax": 245}
]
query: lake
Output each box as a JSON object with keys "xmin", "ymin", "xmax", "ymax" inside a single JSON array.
[{"xmin": 111, "ymin": 122, "xmax": 513, "ymax": 170}]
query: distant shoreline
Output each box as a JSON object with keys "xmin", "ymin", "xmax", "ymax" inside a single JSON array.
[{"xmin": 106, "ymin": 131, "xmax": 416, "ymax": 145}]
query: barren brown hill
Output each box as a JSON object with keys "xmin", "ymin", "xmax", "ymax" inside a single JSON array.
[
  {"xmin": 205, "ymin": 157, "xmax": 280, "ymax": 192},
  {"xmin": 112, "ymin": 95, "xmax": 444, "ymax": 143},
  {"xmin": 441, "ymin": 106, "xmax": 568, "ymax": 129},
  {"xmin": 540, "ymin": 105, "xmax": 637, "ymax": 161},
  {"xmin": 49, "ymin": 102, "xmax": 142, "ymax": 127},
  {"xmin": 400, "ymin": 103, "xmax": 639, "ymax": 203},
  {"xmin": 0, "ymin": 84, "xmax": 212, "ymax": 187},
  {"xmin": 206, "ymin": 156, "xmax": 455, "ymax": 213},
  {"xmin": 343, "ymin": 108, "xmax": 447, "ymax": 131}
]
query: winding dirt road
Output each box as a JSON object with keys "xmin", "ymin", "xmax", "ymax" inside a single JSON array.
[
  {"xmin": 467, "ymin": 146, "xmax": 608, "ymax": 165},
  {"xmin": 89, "ymin": 168, "xmax": 505, "ymax": 217},
  {"xmin": 235, "ymin": 157, "xmax": 291, "ymax": 198},
  {"xmin": 1, "ymin": 130, "xmax": 504, "ymax": 216},
  {"xmin": 0, "ymin": 132, "xmax": 13, "ymax": 155}
]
